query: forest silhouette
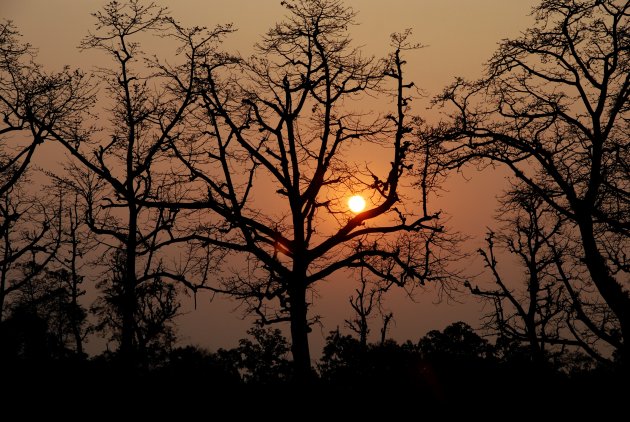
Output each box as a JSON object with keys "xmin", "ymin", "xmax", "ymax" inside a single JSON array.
[{"xmin": 0, "ymin": 0, "xmax": 628, "ymax": 410}]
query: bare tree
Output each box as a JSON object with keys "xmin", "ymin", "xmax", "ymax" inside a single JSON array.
[
  {"xmin": 0, "ymin": 21, "xmax": 89, "ymax": 197},
  {"xmin": 23, "ymin": 1, "xmax": 232, "ymax": 366},
  {"xmin": 466, "ymin": 185, "xmax": 613, "ymax": 366},
  {"xmin": 44, "ymin": 187, "xmax": 97, "ymax": 356},
  {"xmin": 59, "ymin": 193, "xmax": 92, "ymax": 356},
  {"xmin": 0, "ymin": 180, "xmax": 97, "ymax": 361},
  {"xmin": 91, "ymin": 249, "xmax": 180, "ymax": 366},
  {"xmin": 437, "ymin": 0, "xmax": 630, "ymax": 363},
  {"xmin": 379, "ymin": 311, "xmax": 394, "ymax": 346},
  {"xmin": 344, "ymin": 268, "xmax": 396, "ymax": 348},
  {"xmin": 0, "ymin": 178, "xmax": 61, "ymax": 322},
  {"xmin": 345, "ymin": 269, "xmax": 379, "ymax": 348},
  {"xmin": 0, "ymin": 21, "xmax": 87, "ymax": 325},
  {"xmin": 157, "ymin": 0, "xmax": 447, "ymax": 379}
]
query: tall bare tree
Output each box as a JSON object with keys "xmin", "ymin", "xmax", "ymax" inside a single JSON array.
[
  {"xmin": 25, "ymin": 1, "xmax": 232, "ymax": 366},
  {"xmin": 437, "ymin": 0, "xmax": 630, "ymax": 364},
  {"xmin": 40, "ymin": 187, "xmax": 97, "ymax": 357},
  {"xmin": 158, "ymin": 0, "xmax": 448, "ymax": 379},
  {"xmin": 58, "ymin": 192, "xmax": 93, "ymax": 356}
]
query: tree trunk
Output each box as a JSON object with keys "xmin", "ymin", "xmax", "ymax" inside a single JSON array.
[
  {"xmin": 525, "ymin": 319, "xmax": 546, "ymax": 367},
  {"xmin": 380, "ymin": 313, "xmax": 393, "ymax": 345},
  {"xmin": 70, "ymin": 289, "xmax": 84, "ymax": 356},
  {"xmin": 69, "ymin": 215, "xmax": 83, "ymax": 356},
  {"xmin": 0, "ymin": 231, "xmax": 9, "ymax": 323},
  {"xmin": 525, "ymin": 269, "xmax": 546, "ymax": 367},
  {"xmin": 359, "ymin": 316, "xmax": 368, "ymax": 349},
  {"xmin": 0, "ymin": 271, "xmax": 5, "ymax": 323},
  {"xmin": 120, "ymin": 206, "xmax": 138, "ymax": 368},
  {"xmin": 120, "ymin": 270, "xmax": 136, "ymax": 367},
  {"xmin": 288, "ymin": 282, "xmax": 312, "ymax": 382},
  {"xmin": 577, "ymin": 215, "xmax": 630, "ymax": 366}
]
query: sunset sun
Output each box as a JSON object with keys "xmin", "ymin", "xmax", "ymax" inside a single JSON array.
[{"xmin": 348, "ymin": 195, "xmax": 366, "ymax": 213}]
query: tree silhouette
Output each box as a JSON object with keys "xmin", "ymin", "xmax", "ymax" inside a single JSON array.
[
  {"xmin": 344, "ymin": 268, "xmax": 395, "ymax": 347},
  {"xmin": 318, "ymin": 322, "xmax": 494, "ymax": 398},
  {"xmin": 1, "ymin": 266, "xmax": 90, "ymax": 361},
  {"xmin": 0, "ymin": 179, "xmax": 61, "ymax": 323},
  {"xmin": 54, "ymin": 191, "xmax": 94, "ymax": 356},
  {"xmin": 467, "ymin": 184, "xmax": 619, "ymax": 365},
  {"xmin": 0, "ymin": 21, "xmax": 89, "ymax": 197},
  {"xmin": 156, "ymin": 0, "xmax": 447, "ymax": 380},
  {"xmin": 233, "ymin": 326, "xmax": 292, "ymax": 384},
  {"xmin": 437, "ymin": 0, "xmax": 630, "ymax": 364},
  {"xmin": 91, "ymin": 249, "xmax": 180, "ymax": 367},
  {"xmin": 418, "ymin": 321, "xmax": 494, "ymax": 362},
  {"xmin": 345, "ymin": 269, "xmax": 379, "ymax": 348},
  {"xmin": 318, "ymin": 329, "xmax": 371, "ymax": 384},
  {"xmin": 26, "ymin": 1, "xmax": 232, "ymax": 366},
  {"xmin": 1, "ymin": 185, "xmax": 93, "ymax": 361},
  {"xmin": 1, "ymin": 20, "xmax": 87, "ymax": 330},
  {"xmin": 0, "ymin": 189, "xmax": 91, "ymax": 361}
]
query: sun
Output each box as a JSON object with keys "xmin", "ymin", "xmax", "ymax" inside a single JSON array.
[{"xmin": 348, "ymin": 195, "xmax": 366, "ymax": 213}]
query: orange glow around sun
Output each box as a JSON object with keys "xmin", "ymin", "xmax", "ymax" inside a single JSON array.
[{"xmin": 348, "ymin": 195, "xmax": 366, "ymax": 213}]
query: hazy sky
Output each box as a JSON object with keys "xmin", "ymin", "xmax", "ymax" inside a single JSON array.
[{"xmin": 1, "ymin": 0, "xmax": 538, "ymax": 355}]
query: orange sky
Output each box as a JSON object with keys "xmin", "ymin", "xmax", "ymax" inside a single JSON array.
[{"xmin": 1, "ymin": 0, "xmax": 537, "ymax": 355}]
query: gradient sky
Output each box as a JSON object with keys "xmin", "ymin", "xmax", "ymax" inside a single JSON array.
[{"xmin": 1, "ymin": 0, "xmax": 537, "ymax": 355}]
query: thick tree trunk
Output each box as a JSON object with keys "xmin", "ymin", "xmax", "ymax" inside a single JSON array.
[
  {"xmin": 577, "ymin": 216, "xmax": 630, "ymax": 365},
  {"xmin": 525, "ymin": 319, "xmax": 546, "ymax": 367},
  {"xmin": 288, "ymin": 282, "xmax": 312, "ymax": 382}
]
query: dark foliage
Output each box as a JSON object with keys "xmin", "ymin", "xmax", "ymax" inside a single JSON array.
[
  {"xmin": 0, "ymin": 268, "xmax": 89, "ymax": 361},
  {"xmin": 1, "ymin": 320, "xmax": 626, "ymax": 416}
]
